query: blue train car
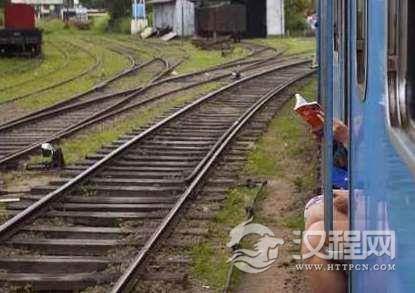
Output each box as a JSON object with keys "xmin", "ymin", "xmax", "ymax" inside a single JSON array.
[{"xmin": 319, "ymin": 0, "xmax": 415, "ymax": 292}]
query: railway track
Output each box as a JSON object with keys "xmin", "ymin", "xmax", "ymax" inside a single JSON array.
[
  {"xmin": 0, "ymin": 41, "xmax": 274, "ymax": 128},
  {"xmin": 0, "ymin": 42, "xmax": 288, "ymax": 166},
  {"xmin": 0, "ymin": 41, "xmax": 103, "ymax": 105},
  {"xmin": 0, "ymin": 45, "xmax": 297, "ymax": 169},
  {"xmin": 0, "ymin": 41, "xmax": 69, "ymax": 94},
  {"xmin": 0, "ymin": 60, "xmax": 315, "ymax": 292}
]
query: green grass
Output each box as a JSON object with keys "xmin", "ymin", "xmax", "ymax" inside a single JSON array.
[
  {"xmin": 110, "ymin": 36, "xmax": 250, "ymax": 75},
  {"xmin": 15, "ymin": 37, "xmax": 129, "ymax": 111},
  {"xmin": 190, "ymin": 185, "xmax": 263, "ymax": 291},
  {"xmin": 173, "ymin": 42, "xmax": 249, "ymax": 74},
  {"xmin": 0, "ymin": 20, "xmax": 132, "ymax": 108},
  {"xmin": 0, "ymin": 17, "xmax": 249, "ymax": 109},
  {"xmin": 190, "ymin": 243, "xmax": 230, "ymax": 290},
  {"xmin": 245, "ymin": 79, "xmax": 318, "ymax": 180},
  {"xmin": 252, "ymin": 37, "xmax": 316, "ymax": 55},
  {"xmin": 29, "ymin": 82, "xmax": 223, "ymax": 165},
  {"xmin": 0, "ymin": 203, "xmax": 7, "ymax": 223},
  {"xmin": 90, "ymin": 14, "xmax": 110, "ymax": 34}
]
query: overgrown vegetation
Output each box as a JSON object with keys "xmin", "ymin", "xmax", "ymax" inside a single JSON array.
[{"xmin": 285, "ymin": 0, "xmax": 315, "ymax": 34}]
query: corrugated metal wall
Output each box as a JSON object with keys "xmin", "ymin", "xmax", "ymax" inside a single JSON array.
[
  {"xmin": 153, "ymin": 2, "xmax": 175, "ymax": 30},
  {"xmin": 173, "ymin": 0, "xmax": 194, "ymax": 36},
  {"xmin": 153, "ymin": 0, "xmax": 195, "ymax": 36}
]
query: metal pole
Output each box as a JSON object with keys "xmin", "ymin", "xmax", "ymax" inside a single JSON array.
[{"xmin": 181, "ymin": 0, "xmax": 184, "ymax": 46}]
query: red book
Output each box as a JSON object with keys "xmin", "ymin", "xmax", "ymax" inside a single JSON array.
[{"xmin": 294, "ymin": 94, "xmax": 324, "ymax": 131}]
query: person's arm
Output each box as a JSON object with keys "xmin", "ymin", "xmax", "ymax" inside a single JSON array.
[{"xmin": 333, "ymin": 119, "xmax": 349, "ymax": 147}]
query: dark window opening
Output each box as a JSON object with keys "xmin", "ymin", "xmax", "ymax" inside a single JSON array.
[
  {"xmin": 334, "ymin": 0, "xmax": 340, "ymax": 52},
  {"xmin": 356, "ymin": 0, "xmax": 366, "ymax": 95}
]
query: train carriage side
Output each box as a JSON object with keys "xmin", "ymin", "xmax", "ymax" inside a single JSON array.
[{"xmin": 319, "ymin": 0, "xmax": 415, "ymax": 292}]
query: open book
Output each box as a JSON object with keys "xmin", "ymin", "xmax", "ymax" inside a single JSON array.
[{"xmin": 294, "ymin": 94, "xmax": 324, "ymax": 130}]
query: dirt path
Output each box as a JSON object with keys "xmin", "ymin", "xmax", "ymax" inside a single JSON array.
[{"xmin": 234, "ymin": 180, "xmax": 311, "ymax": 293}]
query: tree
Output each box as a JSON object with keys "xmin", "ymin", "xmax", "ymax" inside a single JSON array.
[
  {"xmin": 285, "ymin": 0, "xmax": 314, "ymax": 33},
  {"xmin": 80, "ymin": 0, "xmax": 106, "ymax": 8},
  {"xmin": 106, "ymin": 0, "xmax": 131, "ymax": 21}
]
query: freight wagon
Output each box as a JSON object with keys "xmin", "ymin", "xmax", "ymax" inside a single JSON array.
[
  {"xmin": 0, "ymin": 3, "xmax": 42, "ymax": 57},
  {"xmin": 195, "ymin": 4, "xmax": 246, "ymax": 41}
]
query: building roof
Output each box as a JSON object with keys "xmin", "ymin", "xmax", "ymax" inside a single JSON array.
[{"xmin": 148, "ymin": 0, "xmax": 175, "ymax": 4}]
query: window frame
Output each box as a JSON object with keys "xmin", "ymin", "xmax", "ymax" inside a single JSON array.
[{"xmin": 356, "ymin": 0, "xmax": 368, "ymax": 100}]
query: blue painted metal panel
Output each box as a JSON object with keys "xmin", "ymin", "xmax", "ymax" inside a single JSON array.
[
  {"xmin": 133, "ymin": 3, "xmax": 145, "ymax": 19},
  {"xmin": 347, "ymin": 0, "xmax": 415, "ymax": 292}
]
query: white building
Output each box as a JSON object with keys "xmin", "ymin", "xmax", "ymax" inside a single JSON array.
[
  {"xmin": 150, "ymin": 0, "xmax": 284, "ymax": 38},
  {"xmin": 266, "ymin": 0, "xmax": 284, "ymax": 36}
]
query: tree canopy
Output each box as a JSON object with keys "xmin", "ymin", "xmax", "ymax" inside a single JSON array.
[{"xmin": 285, "ymin": 0, "xmax": 315, "ymax": 32}]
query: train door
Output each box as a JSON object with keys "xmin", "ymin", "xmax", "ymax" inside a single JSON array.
[
  {"xmin": 349, "ymin": 0, "xmax": 415, "ymax": 292},
  {"xmin": 245, "ymin": 0, "xmax": 267, "ymax": 37}
]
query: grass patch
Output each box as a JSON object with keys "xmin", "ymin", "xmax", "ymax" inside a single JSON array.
[
  {"xmin": 190, "ymin": 185, "xmax": 263, "ymax": 290},
  {"xmin": 282, "ymin": 213, "xmax": 305, "ymax": 230},
  {"xmin": 90, "ymin": 14, "xmax": 110, "ymax": 34},
  {"xmin": 251, "ymin": 37, "xmax": 316, "ymax": 55},
  {"xmin": 0, "ymin": 22, "xmax": 133, "ymax": 108},
  {"xmin": 14, "ymin": 36, "xmax": 130, "ymax": 110},
  {"xmin": 245, "ymin": 79, "xmax": 318, "ymax": 181},
  {"xmin": 174, "ymin": 42, "xmax": 249, "ymax": 74},
  {"xmin": 30, "ymin": 82, "xmax": 223, "ymax": 165},
  {"xmin": 0, "ymin": 203, "xmax": 7, "ymax": 223},
  {"xmin": 189, "ymin": 243, "xmax": 230, "ymax": 289}
]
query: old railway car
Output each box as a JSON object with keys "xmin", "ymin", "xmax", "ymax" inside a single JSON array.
[
  {"xmin": 0, "ymin": 3, "xmax": 42, "ymax": 57},
  {"xmin": 195, "ymin": 4, "xmax": 246, "ymax": 41},
  {"xmin": 318, "ymin": 0, "xmax": 415, "ymax": 292}
]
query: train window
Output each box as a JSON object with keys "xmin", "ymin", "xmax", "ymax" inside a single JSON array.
[
  {"xmin": 334, "ymin": 0, "xmax": 340, "ymax": 52},
  {"xmin": 334, "ymin": 0, "xmax": 344, "ymax": 53},
  {"xmin": 356, "ymin": 0, "xmax": 367, "ymax": 98},
  {"xmin": 388, "ymin": 0, "xmax": 415, "ymax": 141}
]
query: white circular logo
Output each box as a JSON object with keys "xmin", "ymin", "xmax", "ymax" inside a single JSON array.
[{"xmin": 227, "ymin": 218, "xmax": 284, "ymax": 274}]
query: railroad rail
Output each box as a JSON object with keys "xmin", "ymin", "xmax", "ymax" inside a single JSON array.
[
  {"xmin": 0, "ymin": 41, "xmax": 275, "ymax": 128},
  {"xmin": 0, "ymin": 41, "xmax": 68, "ymax": 92},
  {"xmin": 0, "ymin": 48, "xmax": 300, "ymax": 169},
  {"xmin": 0, "ymin": 41, "xmax": 103, "ymax": 105},
  {"xmin": 0, "ymin": 60, "xmax": 315, "ymax": 291}
]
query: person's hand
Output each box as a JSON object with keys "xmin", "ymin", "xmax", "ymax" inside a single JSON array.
[{"xmin": 333, "ymin": 119, "xmax": 349, "ymax": 146}]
